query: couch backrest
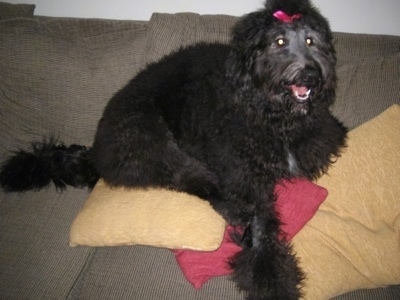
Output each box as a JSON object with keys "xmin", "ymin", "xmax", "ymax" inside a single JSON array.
[
  {"xmin": 0, "ymin": 17, "xmax": 148, "ymax": 154},
  {"xmin": 0, "ymin": 13, "xmax": 399, "ymax": 159}
]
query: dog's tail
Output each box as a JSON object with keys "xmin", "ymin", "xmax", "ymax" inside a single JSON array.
[
  {"xmin": 231, "ymin": 214, "xmax": 303, "ymax": 299},
  {"xmin": 0, "ymin": 140, "xmax": 99, "ymax": 192}
]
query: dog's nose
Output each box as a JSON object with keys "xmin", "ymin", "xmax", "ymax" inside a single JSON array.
[{"xmin": 301, "ymin": 68, "xmax": 320, "ymax": 85}]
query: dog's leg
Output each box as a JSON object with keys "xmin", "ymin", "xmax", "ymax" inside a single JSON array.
[
  {"xmin": 92, "ymin": 109, "xmax": 220, "ymax": 200},
  {"xmin": 231, "ymin": 194, "xmax": 303, "ymax": 300}
]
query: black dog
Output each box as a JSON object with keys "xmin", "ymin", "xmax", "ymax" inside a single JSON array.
[{"xmin": 0, "ymin": 0, "xmax": 347, "ymax": 298}]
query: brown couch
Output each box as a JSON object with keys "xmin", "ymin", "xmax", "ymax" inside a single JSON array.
[{"xmin": 1, "ymin": 2, "xmax": 399, "ymax": 299}]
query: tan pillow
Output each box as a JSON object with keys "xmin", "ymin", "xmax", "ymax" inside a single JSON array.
[
  {"xmin": 70, "ymin": 180, "xmax": 226, "ymax": 251},
  {"xmin": 293, "ymin": 104, "xmax": 400, "ymax": 299}
]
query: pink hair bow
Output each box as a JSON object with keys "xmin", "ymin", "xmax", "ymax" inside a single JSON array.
[{"xmin": 273, "ymin": 10, "xmax": 303, "ymax": 23}]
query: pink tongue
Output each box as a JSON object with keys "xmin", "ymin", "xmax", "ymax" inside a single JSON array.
[{"xmin": 291, "ymin": 85, "xmax": 308, "ymax": 96}]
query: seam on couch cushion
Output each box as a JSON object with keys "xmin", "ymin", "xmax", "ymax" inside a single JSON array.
[
  {"xmin": 66, "ymin": 248, "xmax": 98, "ymax": 300},
  {"xmin": 0, "ymin": 189, "xmax": 94, "ymax": 299}
]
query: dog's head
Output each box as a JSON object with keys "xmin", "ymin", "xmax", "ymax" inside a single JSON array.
[{"xmin": 227, "ymin": 0, "xmax": 336, "ymax": 115}]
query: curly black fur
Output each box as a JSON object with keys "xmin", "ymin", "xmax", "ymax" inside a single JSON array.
[
  {"xmin": 0, "ymin": 0, "xmax": 347, "ymax": 299},
  {"xmin": 0, "ymin": 139, "xmax": 98, "ymax": 192}
]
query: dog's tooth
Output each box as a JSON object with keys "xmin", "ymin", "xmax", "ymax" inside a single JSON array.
[{"xmin": 294, "ymin": 89, "xmax": 311, "ymax": 101}]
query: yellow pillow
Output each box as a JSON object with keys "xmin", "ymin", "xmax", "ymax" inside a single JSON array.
[
  {"xmin": 293, "ymin": 104, "xmax": 400, "ymax": 299},
  {"xmin": 69, "ymin": 179, "xmax": 226, "ymax": 251}
]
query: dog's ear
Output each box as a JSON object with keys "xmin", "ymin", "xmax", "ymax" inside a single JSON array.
[{"xmin": 226, "ymin": 10, "xmax": 272, "ymax": 92}]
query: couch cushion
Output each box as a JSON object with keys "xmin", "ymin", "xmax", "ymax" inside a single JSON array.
[
  {"xmin": 0, "ymin": 2, "xmax": 35, "ymax": 20},
  {"xmin": 74, "ymin": 245, "xmax": 246, "ymax": 300},
  {"xmin": 0, "ymin": 188, "xmax": 94, "ymax": 299},
  {"xmin": 0, "ymin": 17, "xmax": 148, "ymax": 157},
  {"xmin": 333, "ymin": 34, "xmax": 400, "ymax": 129},
  {"xmin": 1, "ymin": 12, "xmax": 399, "ymax": 300},
  {"xmin": 334, "ymin": 52, "xmax": 400, "ymax": 130},
  {"xmin": 333, "ymin": 32, "xmax": 400, "ymax": 67},
  {"xmin": 0, "ymin": 16, "xmax": 148, "ymax": 299},
  {"xmin": 332, "ymin": 285, "xmax": 400, "ymax": 300},
  {"xmin": 144, "ymin": 13, "xmax": 237, "ymax": 64}
]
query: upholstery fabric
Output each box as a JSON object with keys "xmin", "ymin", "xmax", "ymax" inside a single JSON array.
[
  {"xmin": 0, "ymin": 188, "xmax": 94, "ymax": 299},
  {"xmin": 144, "ymin": 13, "xmax": 237, "ymax": 64},
  {"xmin": 0, "ymin": 16, "xmax": 148, "ymax": 299},
  {"xmin": 0, "ymin": 17, "xmax": 148, "ymax": 155},
  {"xmin": 333, "ymin": 33, "xmax": 400, "ymax": 129},
  {"xmin": 334, "ymin": 53, "xmax": 400, "ymax": 129},
  {"xmin": 0, "ymin": 2, "xmax": 35, "ymax": 20},
  {"xmin": 0, "ymin": 12, "xmax": 399, "ymax": 300}
]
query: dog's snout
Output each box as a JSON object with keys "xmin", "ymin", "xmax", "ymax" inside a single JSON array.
[{"xmin": 301, "ymin": 69, "xmax": 321, "ymax": 85}]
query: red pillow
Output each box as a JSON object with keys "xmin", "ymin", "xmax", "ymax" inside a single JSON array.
[{"xmin": 174, "ymin": 179, "xmax": 328, "ymax": 288}]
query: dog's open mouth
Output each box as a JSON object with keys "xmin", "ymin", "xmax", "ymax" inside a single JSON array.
[{"xmin": 290, "ymin": 85, "xmax": 312, "ymax": 103}]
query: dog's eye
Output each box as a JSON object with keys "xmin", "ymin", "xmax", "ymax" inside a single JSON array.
[
  {"xmin": 276, "ymin": 38, "xmax": 286, "ymax": 47},
  {"xmin": 306, "ymin": 37, "xmax": 313, "ymax": 46}
]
